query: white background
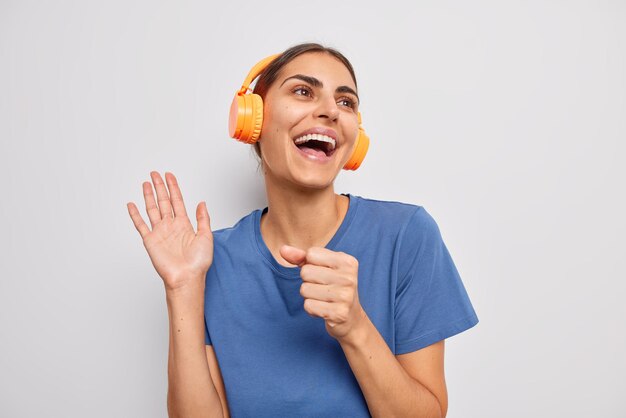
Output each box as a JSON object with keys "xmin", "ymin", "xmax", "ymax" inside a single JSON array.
[{"xmin": 1, "ymin": 0, "xmax": 624, "ymax": 417}]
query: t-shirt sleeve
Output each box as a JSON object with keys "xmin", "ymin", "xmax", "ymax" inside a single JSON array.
[
  {"xmin": 394, "ymin": 207, "xmax": 479, "ymax": 355},
  {"xmin": 204, "ymin": 270, "xmax": 213, "ymax": 346},
  {"xmin": 205, "ymin": 315, "xmax": 212, "ymax": 346}
]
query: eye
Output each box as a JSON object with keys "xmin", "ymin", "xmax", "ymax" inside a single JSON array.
[
  {"xmin": 337, "ymin": 97, "xmax": 357, "ymax": 109},
  {"xmin": 292, "ymin": 85, "xmax": 313, "ymax": 97}
]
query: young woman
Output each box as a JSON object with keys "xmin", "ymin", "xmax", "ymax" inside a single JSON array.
[{"xmin": 127, "ymin": 43, "xmax": 478, "ymax": 418}]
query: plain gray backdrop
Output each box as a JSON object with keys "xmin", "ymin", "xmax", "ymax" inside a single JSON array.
[{"xmin": 1, "ymin": 0, "xmax": 624, "ymax": 417}]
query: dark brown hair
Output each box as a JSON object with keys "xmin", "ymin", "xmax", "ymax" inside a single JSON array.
[{"xmin": 249, "ymin": 43, "xmax": 358, "ymax": 166}]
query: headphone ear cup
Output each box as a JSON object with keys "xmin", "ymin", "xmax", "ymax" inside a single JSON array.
[
  {"xmin": 229, "ymin": 93, "xmax": 264, "ymax": 144},
  {"xmin": 229, "ymin": 95, "xmax": 245, "ymax": 140},
  {"xmin": 343, "ymin": 128, "xmax": 370, "ymax": 171}
]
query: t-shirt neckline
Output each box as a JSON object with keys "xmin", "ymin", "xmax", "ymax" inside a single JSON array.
[{"xmin": 253, "ymin": 193, "xmax": 358, "ymax": 279}]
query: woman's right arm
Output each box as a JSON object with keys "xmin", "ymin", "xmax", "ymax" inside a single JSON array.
[
  {"xmin": 127, "ymin": 171, "xmax": 225, "ymax": 418},
  {"xmin": 166, "ymin": 283, "xmax": 225, "ymax": 418}
]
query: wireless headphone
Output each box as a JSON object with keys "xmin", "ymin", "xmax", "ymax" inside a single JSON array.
[{"xmin": 228, "ymin": 54, "xmax": 370, "ymax": 171}]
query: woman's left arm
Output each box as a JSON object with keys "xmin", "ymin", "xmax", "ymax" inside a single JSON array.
[
  {"xmin": 339, "ymin": 310, "xmax": 447, "ymax": 418},
  {"xmin": 280, "ymin": 245, "xmax": 447, "ymax": 418}
]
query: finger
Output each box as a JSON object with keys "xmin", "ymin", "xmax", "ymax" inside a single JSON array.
[
  {"xmin": 164, "ymin": 172, "xmax": 188, "ymax": 218},
  {"xmin": 303, "ymin": 298, "xmax": 334, "ymax": 321},
  {"xmin": 303, "ymin": 247, "xmax": 345, "ymax": 269},
  {"xmin": 279, "ymin": 245, "xmax": 307, "ymax": 266},
  {"xmin": 300, "ymin": 282, "xmax": 342, "ymax": 303},
  {"xmin": 143, "ymin": 181, "xmax": 161, "ymax": 228},
  {"xmin": 150, "ymin": 171, "xmax": 173, "ymax": 219},
  {"xmin": 196, "ymin": 201, "xmax": 212, "ymax": 235},
  {"xmin": 127, "ymin": 202, "xmax": 151, "ymax": 239},
  {"xmin": 299, "ymin": 263, "xmax": 337, "ymax": 285}
]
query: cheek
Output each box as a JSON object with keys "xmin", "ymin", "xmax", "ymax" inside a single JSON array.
[
  {"xmin": 259, "ymin": 107, "xmax": 290, "ymax": 156},
  {"xmin": 263, "ymin": 104, "xmax": 299, "ymax": 137},
  {"xmin": 344, "ymin": 120, "xmax": 360, "ymax": 144}
]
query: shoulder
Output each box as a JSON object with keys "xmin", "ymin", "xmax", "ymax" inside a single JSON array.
[
  {"xmin": 353, "ymin": 194, "xmax": 445, "ymax": 251},
  {"xmin": 210, "ymin": 208, "xmax": 258, "ymax": 247},
  {"xmin": 397, "ymin": 204, "xmax": 443, "ymax": 255},
  {"xmin": 351, "ymin": 194, "xmax": 440, "ymax": 237},
  {"xmin": 351, "ymin": 194, "xmax": 425, "ymax": 226},
  {"xmin": 349, "ymin": 195, "xmax": 445, "ymax": 282}
]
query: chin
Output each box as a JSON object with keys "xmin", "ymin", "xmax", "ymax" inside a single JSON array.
[{"xmin": 292, "ymin": 171, "xmax": 338, "ymax": 190}]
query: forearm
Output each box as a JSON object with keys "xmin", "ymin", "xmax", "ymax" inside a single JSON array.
[
  {"xmin": 339, "ymin": 312, "xmax": 443, "ymax": 418},
  {"xmin": 166, "ymin": 282, "xmax": 223, "ymax": 418}
]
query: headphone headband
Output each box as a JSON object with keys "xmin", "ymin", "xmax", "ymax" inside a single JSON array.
[{"xmin": 237, "ymin": 54, "xmax": 281, "ymax": 96}]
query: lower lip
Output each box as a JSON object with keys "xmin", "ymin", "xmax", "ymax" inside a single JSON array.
[{"xmin": 292, "ymin": 141, "xmax": 337, "ymax": 163}]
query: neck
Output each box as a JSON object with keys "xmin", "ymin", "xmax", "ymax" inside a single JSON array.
[{"xmin": 259, "ymin": 169, "xmax": 349, "ymax": 267}]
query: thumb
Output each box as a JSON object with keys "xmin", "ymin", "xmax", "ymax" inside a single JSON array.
[
  {"xmin": 279, "ymin": 245, "xmax": 307, "ymax": 266},
  {"xmin": 196, "ymin": 201, "xmax": 212, "ymax": 235}
]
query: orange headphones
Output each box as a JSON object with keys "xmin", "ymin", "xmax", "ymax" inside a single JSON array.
[{"xmin": 228, "ymin": 54, "xmax": 370, "ymax": 171}]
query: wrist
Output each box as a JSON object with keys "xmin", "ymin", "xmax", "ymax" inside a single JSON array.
[
  {"xmin": 165, "ymin": 277, "xmax": 206, "ymax": 302},
  {"xmin": 338, "ymin": 306, "xmax": 370, "ymax": 349}
]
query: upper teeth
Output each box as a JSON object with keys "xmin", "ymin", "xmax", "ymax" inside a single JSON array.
[{"xmin": 294, "ymin": 134, "xmax": 336, "ymax": 151}]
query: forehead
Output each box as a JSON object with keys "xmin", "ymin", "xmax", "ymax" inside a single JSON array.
[{"xmin": 276, "ymin": 52, "xmax": 356, "ymax": 90}]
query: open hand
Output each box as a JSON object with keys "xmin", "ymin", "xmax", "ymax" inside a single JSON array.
[{"xmin": 127, "ymin": 171, "xmax": 213, "ymax": 291}]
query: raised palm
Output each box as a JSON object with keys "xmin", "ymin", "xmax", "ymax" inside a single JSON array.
[{"xmin": 127, "ymin": 171, "xmax": 213, "ymax": 291}]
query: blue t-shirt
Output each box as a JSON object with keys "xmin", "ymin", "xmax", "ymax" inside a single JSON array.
[{"xmin": 204, "ymin": 193, "xmax": 478, "ymax": 417}]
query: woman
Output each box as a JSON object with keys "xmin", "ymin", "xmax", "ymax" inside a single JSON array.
[{"xmin": 127, "ymin": 43, "xmax": 478, "ymax": 418}]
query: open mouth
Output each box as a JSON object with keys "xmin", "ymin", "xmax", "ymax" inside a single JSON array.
[{"xmin": 293, "ymin": 134, "xmax": 337, "ymax": 158}]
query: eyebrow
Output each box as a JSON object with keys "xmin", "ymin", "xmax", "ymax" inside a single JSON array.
[{"xmin": 279, "ymin": 74, "xmax": 360, "ymax": 104}]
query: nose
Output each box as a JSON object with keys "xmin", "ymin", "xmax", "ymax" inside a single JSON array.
[{"xmin": 313, "ymin": 94, "xmax": 339, "ymax": 121}]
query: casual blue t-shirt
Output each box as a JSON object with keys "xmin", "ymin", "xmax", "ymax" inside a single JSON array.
[{"xmin": 204, "ymin": 193, "xmax": 479, "ymax": 417}]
